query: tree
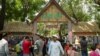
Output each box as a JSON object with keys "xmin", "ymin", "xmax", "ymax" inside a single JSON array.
[
  {"xmin": 92, "ymin": 0, "xmax": 100, "ymax": 27},
  {"xmin": 0, "ymin": 0, "xmax": 6, "ymax": 30},
  {"xmin": 5, "ymin": 0, "xmax": 45, "ymax": 22},
  {"xmin": 61, "ymin": 0, "xmax": 92, "ymax": 21},
  {"xmin": 61, "ymin": 0, "xmax": 100, "ymax": 28}
]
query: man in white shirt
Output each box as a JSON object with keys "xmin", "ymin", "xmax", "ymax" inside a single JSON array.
[
  {"xmin": 48, "ymin": 34, "xmax": 64, "ymax": 56},
  {"xmin": 0, "ymin": 33, "xmax": 9, "ymax": 56}
]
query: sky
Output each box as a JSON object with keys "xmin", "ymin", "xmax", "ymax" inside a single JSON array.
[{"xmin": 45, "ymin": 0, "xmax": 49, "ymax": 2}]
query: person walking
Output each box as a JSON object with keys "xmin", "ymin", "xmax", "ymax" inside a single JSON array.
[
  {"xmin": 64, "ymin": 41, "xmax": 70, "ymax": 55},
  {"xmin": 95, "ymin": 43, "xmax": 100, "ymax": 56},
  {"xmin": 42, "ymin": 38, "xmax": 48, "ymax": 56},
  {"xmin": 0, "ymin": 33, "xmax": 9, "ymax": 56},
  {"xmin": 48, "ymin": 34, "xmax": 64, "ymax": 56},
  {"xmin": 29, "ymin": 38, "xmax": 34, "ymax": 56},
  {"xmin": 67, "ymin": 44, "xmax": 78, "ymax": 56},
  {"xmin": 15, "ymin": 42, "xmax": 22, "ymax": 56},
  {"xmin": 80, "ymin": 36, "xmax": 88, "ymax": 56},
  {"xmin": 89, "ymin": 45, "xmax": 99, "ymax": 56},
  {"xmin": 34, "ymin": 36, "xmax": 44, "ymax": 56},
  {"xmin": 22, "ymin": 36, "xmax": 32, "ymax": 56}
]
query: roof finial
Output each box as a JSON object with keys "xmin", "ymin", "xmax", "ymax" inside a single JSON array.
[{"xmin": 50, "ymin": 0, "xmax": 60, "ymax": 3}]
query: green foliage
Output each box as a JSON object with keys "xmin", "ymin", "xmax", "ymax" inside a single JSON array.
[
  {"xmin": 60, "ymin": 23, "xmax": 68, "ymax": 36},
  {"xmin": 37, "ymin": 23, "xmax": 45, "ymax": 35},
  {"xmin": 5, "ymin": 0, "xmax": 45, "ymax": 21},
  {"xmin": 61, "ymin": 0, "xmax": 100, "ymax": 22},
  {"xmin": 37, "ymin": 23, "xmax": 50, "ymax": 36},
  {"xmin": 96, "ymin": 13, "xmax": 100, "ymax": 27},
  {"xmin": 3, "ymin": 0, "xmax": 100, "ymax": 22},
  {"xmin": 37, "ymin": 23, "xmax": 59, "ymax": 36},
  {"xmin": 60, "ymin": 0, "xmax": 100, "ymax": 35},
  {"xmin": 49, "ymin": 29, "xmax": 58, "ymax": 36}
]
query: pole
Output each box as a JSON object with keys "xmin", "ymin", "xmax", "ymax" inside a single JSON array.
[{"xmin": 68, "ymin": 21, "xmax": 73, "ymax": 44}]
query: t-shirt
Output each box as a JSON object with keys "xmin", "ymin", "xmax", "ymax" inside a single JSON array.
[
  {"xmin": 64, "ymin": 44, "xmax": 69, "ymax": 53},
  {"xmin": 0, "ymin": 39, "xmax": 9, "ymax": 55},
  {"xmin": 15, "ymin": 44, "xmax": 21, "ymax": 52},
  {"xmin": 22, "ymin": 40, "xmax": 31, "ymax": 54},
  {"xmin": 80, "ymin": 40, "xmax": 87, "ymax": 51},
  {"xmin": 48, "ymin": 41, "xmax": 64, "ymax": 56},
  {"xmin": 95, "ymin": 49, "xmax": 100, "ymax": 56},
  {"xmin": 67, "ymin": 49, "xmax": 75, "ymax": 56},
  {"xmin": 90, "ymin": 51, "xmax": 99, "ymax": 56}
]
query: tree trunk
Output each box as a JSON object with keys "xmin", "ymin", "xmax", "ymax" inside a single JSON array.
[
  {"xmin": 22, "ymin": 0, "xmax": 28, "ymax": 21},
  {"xmin": 0, "ymin": 0, "xmax": 6, "ymax": 30}
]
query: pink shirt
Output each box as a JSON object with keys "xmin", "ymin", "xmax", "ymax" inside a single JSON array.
[
  {"xmin": 67, "ymin": 49, "xmax": 75, "ymax": 56},
  {"xmin": 90, "ymin": 51, "xmax": 99, "ymax": 56},
  {"xmin": 95, "ymin": 49, "xmax": 100, "ymax": 56}
]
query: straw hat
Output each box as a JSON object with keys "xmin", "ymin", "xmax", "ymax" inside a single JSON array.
[{"xmin": 52, "ymin": 34, "xmax": 59, "ymax": 39}]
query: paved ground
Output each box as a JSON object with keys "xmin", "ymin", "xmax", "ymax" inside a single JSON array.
[
  {"xmin": 9, "ymin": 52, "xmax": 82, "ymax": 56},
  {"xmin": 9, "ymin": 52, "xmax": 17, "ymax": 56}
]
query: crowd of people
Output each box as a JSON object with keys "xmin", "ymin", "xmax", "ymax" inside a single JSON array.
[{"xmin": 0, "ymin": 33, "xmax": 100, "ymax": 56}]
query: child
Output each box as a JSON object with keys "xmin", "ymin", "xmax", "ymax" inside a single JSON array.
[
  {"xmin": 95, "ymin": 43, "xmax": 100, "ymax": 56},
  {"xmin": 67, "ymin": 44, "xmax": 78, "ymax": 56},
  {"xmin": 15, "ymin": 43, "xmax": 21, "ymax": 56},
  {"xmin": 89, "ymin": 46, "xmax": 99, "ymax": 56},
  {"xmin": 64, "ymin": 41, "xmax": 70, "ymax": 55}
]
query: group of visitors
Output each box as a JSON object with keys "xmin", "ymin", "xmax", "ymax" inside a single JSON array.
[
  {"xmin": 34, "ymin": 34, "xmax": 79, "ymax": 56},
  {"xmin": 0, "ymin": 33, "xmax": 100, "ymax": 56},
  {"xmin": 15, "ymin": 36, "xmax": 33, "ymax": 56},
  {"xmin": 0, "ymin": 33, "xmax": 34, "ymax": 56},
  {"xmin": 80, "ymin": 36, "xmax": 100, "ymax": 56}
]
